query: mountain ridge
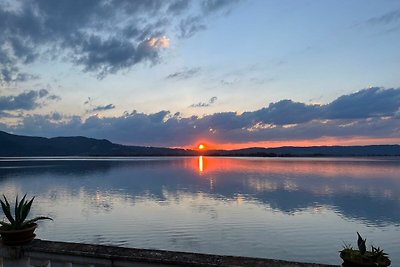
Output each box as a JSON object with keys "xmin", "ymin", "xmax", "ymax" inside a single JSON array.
[{"xmin": 0, "ymin": 131, "xmax": 399, "ymax": 157}]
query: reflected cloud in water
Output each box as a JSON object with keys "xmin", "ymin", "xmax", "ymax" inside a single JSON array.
[
  {"xmin": 0, "ymin": 157, "xmax": 399, "ymax": 226},
  {"xmin": 1, "ymin": 156, "xmax": 400, "ymax": 264},
  {"xmin": 195, "ymin": 157, "xmax": 400, "ymax": 225}
]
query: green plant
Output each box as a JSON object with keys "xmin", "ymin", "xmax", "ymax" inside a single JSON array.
[
  {"xmin": 371, "ymin": 246, "xmax": 388, "ymax": 262},
  {"xmin": 0, "ymin": 194, "xmax": 52, "ymax": 230},
  {"xmin": 340, "ymin": 232, "xmax": 391, "ymax": 267},
  {"xmin": 342, "ymin": 241, "xmax": 353, "ymax": 250},
  {"xmin": 357, "ymin": 231, "xmax": 366, "ymax": 255}
]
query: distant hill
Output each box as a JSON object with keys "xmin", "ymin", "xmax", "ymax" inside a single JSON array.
[
  {"xmin": 0, "ymin": 131, "xmax": 191, "ymax": 156},
  {"xmin": 203, "ymin": 145, "xmax": 400, "ymax": 157},
  {"xmin": 0, "ymin": 131, "xmax": 399, "ymax": 157}
]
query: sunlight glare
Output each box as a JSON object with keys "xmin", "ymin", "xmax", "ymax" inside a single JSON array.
[{"xmin": 198, "ymin": 156, "xmax": 203, "ymax": 172}]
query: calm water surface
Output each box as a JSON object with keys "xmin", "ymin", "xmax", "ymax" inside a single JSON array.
[{"xmin": 0, "ymin": 157, "xmax": 399, "ymax": 265}]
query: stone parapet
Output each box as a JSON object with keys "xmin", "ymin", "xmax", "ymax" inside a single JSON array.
[{"xmin": 0, "ymin": 239, "xmax": 340, "ymax": 267}]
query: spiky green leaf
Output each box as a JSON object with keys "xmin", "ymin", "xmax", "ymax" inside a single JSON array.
[
  {"xmin": 15, "ymin": 197, "xmax": 20, "ymax": 224},
  {"xmin": 0, "ymin": 221, "xmax": 12, "ymax": 227},
  {"xmin": 3, "ymin": 195, "xmax": 11, "ymax": 211},
  {"xmin": 20, "ymin": 197, "xmax": 34, "ymax": 224},
  {"xmin": 17, "ymin": 194, "xmax": 28, "ymax": 225},
  {"xmin": 15, "ymin": 195, "xmax": 19, "ymax": 224},
  {"xmin": 22, "ymin": 216, "xmax": 53, "ymax": 227},
  {"xmin": 0, "ymin": 197, "xmax": 15, "ymax": 224},
  {"xmin": 1, "ymin": 194, "xmax": 52, "ymax": 230},
  {"xmin": 357, "ymin": 232, "xmax": 366, "ymax": 255}
]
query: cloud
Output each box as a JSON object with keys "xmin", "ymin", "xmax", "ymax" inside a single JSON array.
[
  {"xmin": 325, "ymin": 87, "xmax": 400, "ymax": 119},
  {"xmin": 367, "ymin": 9, "xmax": 400, "ymax": 25},
  {"xmin": 248, "ymin": 87, "xmax": 400, "ymax": 125},
  {"xmin": 84, "ymin": 97, "xmax": 115, "ymax": 113},
  {"xmin": 92, "ymin": 104, "xmax": 116, "ymax": 112},
  {"xmin": 0, "ymin": 0, "xmax": 241, "ymax": 79},
  {"xmin": 167, "ymin": 0, "xmax": 190, "ymax": 15},
  {"xmin": 0, "ymin": 89, "xmax": 60, "ymax": 111},
  {"xmin": 209, "ymin": 96, "xmax": 217, "ymax": 104},
  {"xmin": 84, "ymin": 97, "xmax": 92, "ymax": 105},
  {"xmin": 201, "ymin": 0, "xmax": 241, "ymax": 15},
  {"xmin": 166, "ymin": 67, "xmax": 201, "ymax": 80},
  {"xmin": 178, "ymin": 0, "xmax": 242, "ymax": 38},
  {"xmin": 252, "ymin": 100, "xmax": 322, "ymax": 125},
  {"xmin": 0, "ymin": 47, "xmax": 39, "ymax": 84},
  {"xmin": 190, "ymin": 96, "xmax": 218, "ymax": 107},
  {"xmin": 71, "ymin": 34, "xmax": 170, "ymax": 79},
  {"xmin": 178, "ymin": 16, "xmax": 207, "ymax": 38},
  {"xmin": 3, "ymin": 87, "xmax": 400, "ymax": 147},
  {"xmin": 0, "ymin": 111, "xmax": 21, "ymax": 118}
]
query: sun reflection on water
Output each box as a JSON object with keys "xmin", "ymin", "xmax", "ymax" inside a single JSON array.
[
  {"xmin": 190, "ymin": 157, "xmax": 399, "ymax": 179},
  {"xmin": 198, "ymin": 156, "xmax": 204, "ymax": 173}
]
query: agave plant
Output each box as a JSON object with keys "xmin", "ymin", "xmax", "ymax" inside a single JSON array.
[
  {"xmin": 0, "ymin": 194, "xmax": 52, "ymax": 230},
  {"xmin": 340, "ymin": 232, "xmax": 391, "ymax": 267},
  {"xmin": 371, "ymin": 246, "xmax": 389, "ymax": 262}
]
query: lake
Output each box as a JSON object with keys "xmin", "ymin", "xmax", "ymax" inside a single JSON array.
[{"xmin": 0, "ymin": 156, "xmax": 399, "ymax": 265}]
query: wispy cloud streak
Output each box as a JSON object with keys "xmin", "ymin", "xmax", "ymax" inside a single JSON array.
[{"xmin": 190, "ymin": 96, "xmax": 218, "ymax": 107}]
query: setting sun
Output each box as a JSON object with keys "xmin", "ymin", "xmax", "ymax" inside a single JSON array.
[{"xmin": 198, "ymin": 144, "xmax": 205, "ymax": 150}]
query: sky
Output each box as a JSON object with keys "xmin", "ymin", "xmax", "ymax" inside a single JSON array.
[{"xmin": 0, "ymin": 0, "xmax": 399, "ymax": 149}]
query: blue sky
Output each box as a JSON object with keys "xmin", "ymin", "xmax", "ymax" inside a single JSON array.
[{"xmin": 0, "ymin": 0, "xmax": 399, "ymax": 148}]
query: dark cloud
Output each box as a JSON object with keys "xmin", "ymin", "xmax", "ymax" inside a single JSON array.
[
  {"xmin": 166, "ymin": 67, "xmax": 201, "ymax": 80},
  {"xmin": 367, "ymin": 9, "xmax": 400, "ymax": 25},
  {"xmin": 84, "ymin": 98, "xmax": 115, "ymax": 113},
  {"xmin": 0, "ymin": 47, "xmax": 39, "ymax": 84},
  {"xmin": 244, "ymin": 87, "xmax": 400, "ymax": 125},
  {"xmin": 179, "ymin": 0, "xmax": 242, "ymax": 38},
  {"xmin": 167, "ymin": 0, "xmax": 190, "ymax": 15},
  {"xmin": 190, "ymin": 96, "xmax": 218, "ymax": 107},
  {"xmin": 325, "ymin": 87, "xmax": 400, "ymax": 119},
  {"xmin": 3, "ymin": 87, "xmax": 400, "ymax": 146},
  {"xmin": 8, "ymin": 37, "xmax": 39, "ymax": 64},
  {"xmin": 50, "ymin": 112, "xmax": 63, "ymax": 121},
  {"xmin": 178, "ymin": 16, "xmax": 207, "ymax": 38},
  {"xmin": 92, "ymin": 104, "xmax": 116, "ymax": 112},
  {"xmin": 209, "ymin": 96, "xmax": 217, "ymax": 104},
  {"xmin": 252, "ymin": 100, "xmax": 322, "ymax": 125},
  {"xmin": 0, "ymin": 0, "xmax": 241, "ymax": 79},
  {"xmin": 190, "ymin": 103, "xmax": 208, "ymax": 108},
  {"xmin": 47, "ymin": 94, "xmax": 61, "ymax": 101},
  {"xmin": 201, "ymin": 0, "xmax": 241, "ymax": 15},
  {"xmin": 72, "ymin": 35, "xmax": 165, "ymax": 79},
  {"xmin": 84, "ymin": 97, "xmax": 92, "ymax": 105},
  {"xmin": 0, "ymin": 89, "xmax": 59, "ymax": 111}
]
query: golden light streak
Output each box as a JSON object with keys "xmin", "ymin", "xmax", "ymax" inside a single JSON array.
[
  {"xmin": 198, "ymin": 156, "xmax": 204, "ymax": 173},
  {"xmin": 188, "ymin": 157, "xmax": 399, "ymax": 180}
]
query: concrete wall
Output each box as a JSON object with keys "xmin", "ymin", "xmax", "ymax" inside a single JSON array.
[{"xmin": 0, "ymin": 239, "xmax": 340, "ymax": 267}]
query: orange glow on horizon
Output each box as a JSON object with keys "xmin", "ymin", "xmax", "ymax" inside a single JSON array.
[
  {"xmin": 180, "ymin": 137, "xmax": 400, "ymax": 150},
  {"xmin": 189, "ymin": 156, "xmax": 399, "ymax": 180}
]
